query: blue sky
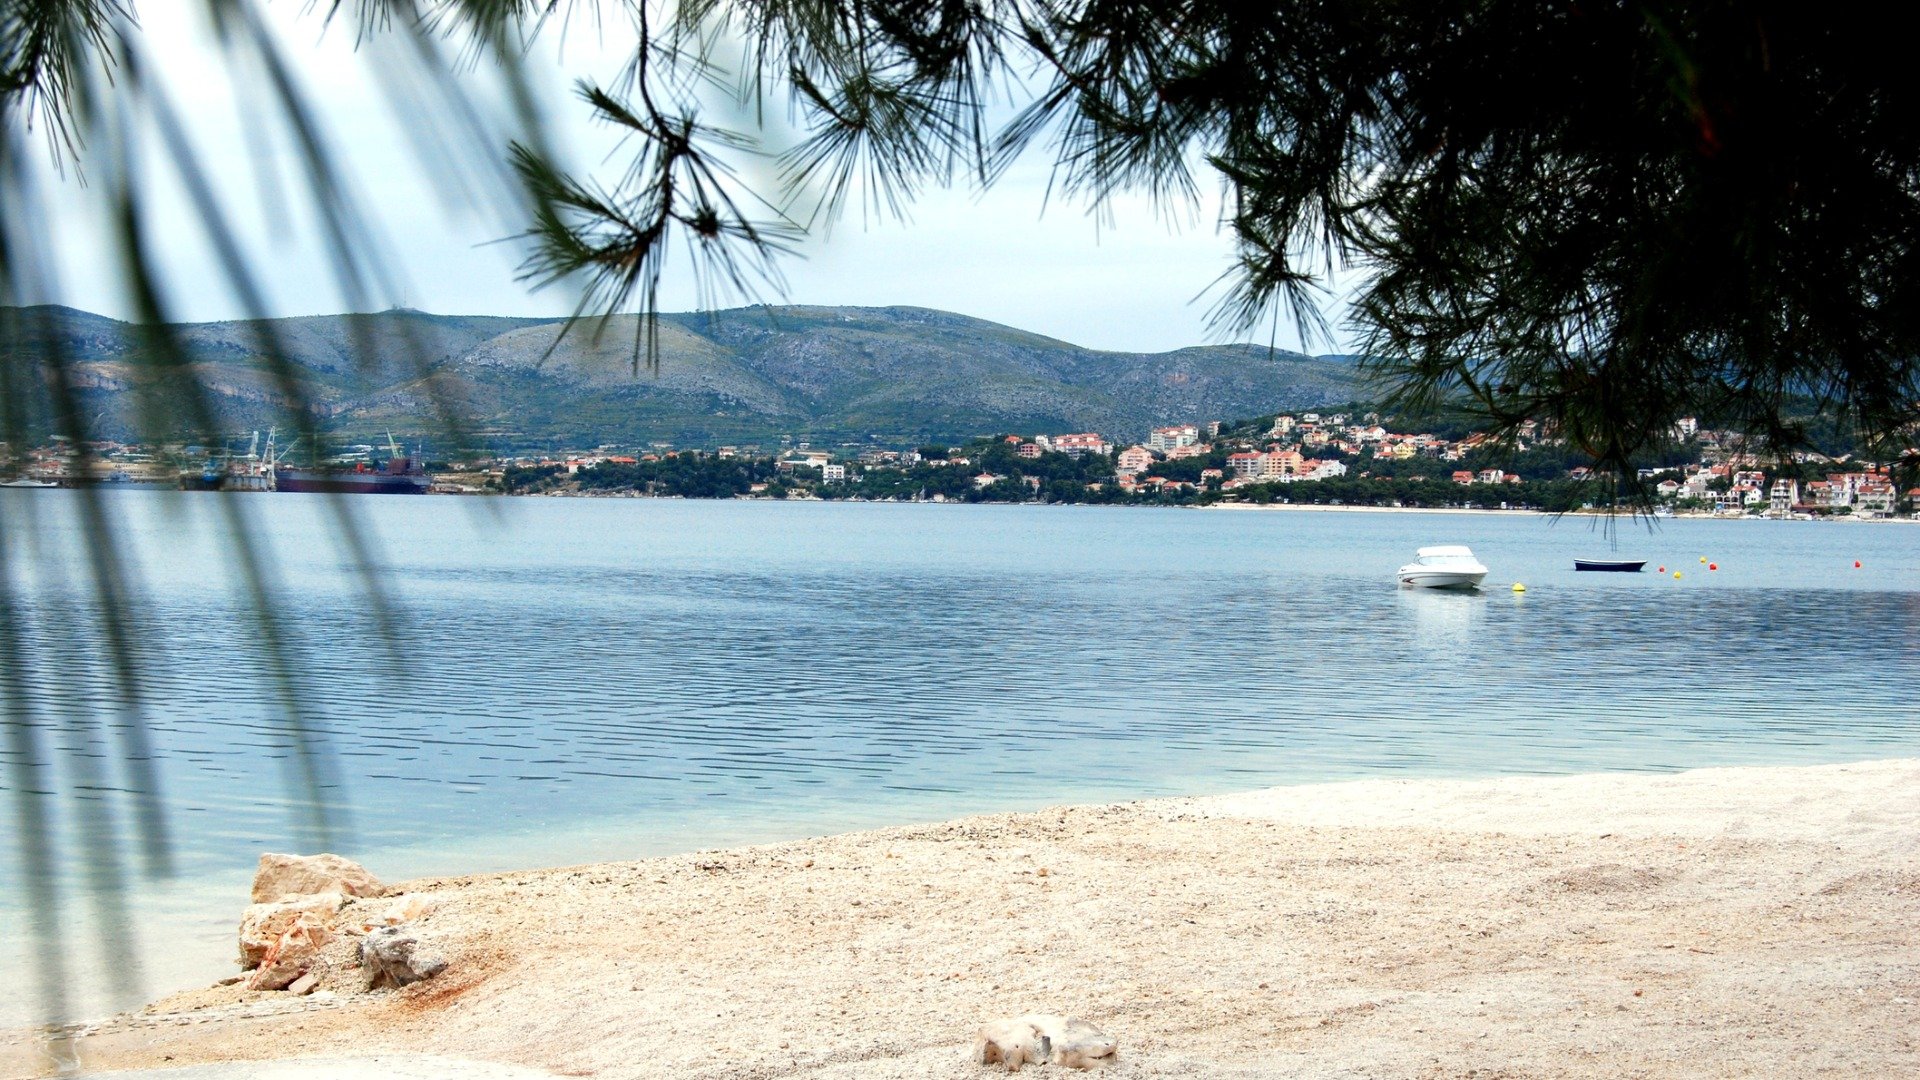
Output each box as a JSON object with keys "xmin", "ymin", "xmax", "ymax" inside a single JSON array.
[{"xmin": 25, "ymin": 4, "xmax": 1353, "ymax": 354}]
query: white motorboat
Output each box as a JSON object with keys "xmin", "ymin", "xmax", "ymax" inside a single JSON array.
[{"xmin": 1397, "ymin": 545, "xmax": 1488, "ymax": 589}]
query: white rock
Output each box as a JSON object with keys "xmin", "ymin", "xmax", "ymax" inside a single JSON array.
[
  {"xmin": 974, "ymin": 1018, "xmax": 1047, "ymax": 1072},
  {"xmin": 973, "ymin": 1015, "xmax": 1116, "ymax": 1071},
  {"xmin": 1032, "ymin": 1015, "xmax": 1118, "ymax": 1069},
  {"xmin": 246, "ymin": 917, "xmax": 332, "ymax": 991},
  {"xmin": 349, "ymin": 892, "xmax": 436, "ymax": 933},
  {"xmin": 360, "ymin": 925, "xmax": 448, "ymax": 990},
  {"xmin": 251, "ymin": 853, "xmax": 384, "ymax": 903},
  {"xmin": 238, "ymin": 892, "xmax": 347, "ymax": 968}
]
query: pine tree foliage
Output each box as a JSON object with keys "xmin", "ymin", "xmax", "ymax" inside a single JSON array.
[{"xmin": 7, "ymin": 2, "xmax": 1920, "ymax": 471}]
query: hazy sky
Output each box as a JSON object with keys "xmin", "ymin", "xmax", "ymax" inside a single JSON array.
[{"xmin": 25, "ymin": 5, "xmax": 1352, "ymax": 354}]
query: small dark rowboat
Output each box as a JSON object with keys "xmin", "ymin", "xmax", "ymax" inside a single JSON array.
[{"xmin": 1574, "ymin": 559, "xmax": 1647, "ymax": 572}]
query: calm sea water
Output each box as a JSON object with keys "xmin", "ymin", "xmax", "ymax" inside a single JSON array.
[{"xmin": 2, "ymin": 490, "xmax": 1917, "ymax": 1021}]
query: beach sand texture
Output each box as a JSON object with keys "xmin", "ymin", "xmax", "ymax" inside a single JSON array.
[{"xmin": 8, "ymin": 759, "xmax": 1916, "ymax": 1079}]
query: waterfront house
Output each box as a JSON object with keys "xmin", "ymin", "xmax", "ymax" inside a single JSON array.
[
  {"xmin": 1769, "ymin": 479, "xmax": 1799, "ymax": 517},
  {"xmin": 1855, "ymin": 478, "xmax": 1896, "ymax": 517},
  {"xmin": 1117, "ymin": 446, "xmax": 1154, "ymax": 474}
]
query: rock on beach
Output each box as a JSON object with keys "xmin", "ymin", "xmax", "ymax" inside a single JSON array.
[
  {"xmin": 237, "ymin": 892, "xmax": 348, "ymax": 968},
  {"xmin": 974, "ymin": 1015, "xmax": 1117, "ymax": 1071},
  {"xmin": 246, "ymin": 917, "xmax": 333, "ymax": 991},
  {"xmin": 360, "ymin": 925, "xmax": 448, "ymax": 990},
  {"xmin": 251, "ymin": 853, "xmax": 385, "ymax": 903},
  {"xmin": 234, "ymin": 854, "xmax": 445, "ymax": 996}
]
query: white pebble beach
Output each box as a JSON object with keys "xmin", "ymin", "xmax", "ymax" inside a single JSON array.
[{"xmin": 7, "ymin": 758, "xmax": 1916, "ymax": 1078}]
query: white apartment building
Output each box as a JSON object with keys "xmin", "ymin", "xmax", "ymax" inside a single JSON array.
[
  {"xmin": 1768, "ymin": 478, "xmax": 1799, "ymax": 516},
  {"xmin": 1049, "ymin": 433, "xmax": 1112, "ymax": 457},
  {"xmin": 1147, "ymin": 425, "xmax": 1200, "ymax": 452}
]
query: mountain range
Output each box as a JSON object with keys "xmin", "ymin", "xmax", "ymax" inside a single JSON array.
[{"xmin": 2, "ymin": 304, "xmax": 1370, "ymax": 451}]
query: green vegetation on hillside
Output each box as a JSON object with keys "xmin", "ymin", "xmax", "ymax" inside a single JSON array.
[
  {"xmin": 3, "ymin": 305, "xmax": 1363, "ymax": 453},
  {"xmin": 508, "ymin": 428, "xmax": 1620, "ymax": 513}
]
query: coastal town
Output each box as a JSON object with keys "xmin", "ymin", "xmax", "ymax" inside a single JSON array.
[
  {"xmin": 10, "ymin": 6, "xmax": 1920, "ymax": 1076},
  {"xmin": 11, "ymin": 409, "xmax": 1907, "ymax": 517}
]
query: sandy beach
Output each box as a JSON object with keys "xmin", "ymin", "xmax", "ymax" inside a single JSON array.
[{"xmin": 7, "ymin": 759, "xmax": 1916, "ymax": 1079}]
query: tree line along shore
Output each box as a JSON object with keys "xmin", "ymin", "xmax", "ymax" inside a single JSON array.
[{"xmin": 490, "ymin": 409, "xmax": 1913, "ymax": 518}]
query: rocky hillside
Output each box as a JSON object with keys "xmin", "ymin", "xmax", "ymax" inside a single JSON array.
[{"xmin": 2, "ymin": 304, "xmax": 1367, "ymax": 449}]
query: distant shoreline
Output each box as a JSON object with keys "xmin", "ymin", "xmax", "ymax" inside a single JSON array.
[
  {"xmin": 12, "ymin": 485, "xmax": 1913, "ymax": 521},
  {"xmin": 1202, "ymin": 500, "xmax": 1550, "ymax": 517},
  {"xmin": 495, "ymin": 488, "xmax": 1920, "ymax": 522},
  {"xmin": 1200, "ymin": 501, "xmax": 1916, "ymax": 521}
]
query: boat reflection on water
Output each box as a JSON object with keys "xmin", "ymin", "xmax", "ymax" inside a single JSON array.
[{"xmin": 1397, "ymin": 583, "xmax": 1483, "ymax": 651}]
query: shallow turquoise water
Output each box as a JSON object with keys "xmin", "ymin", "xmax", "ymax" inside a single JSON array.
[{"xmin": 2, "ymin": 491, "xmax": 1916, "ymax": 1018}]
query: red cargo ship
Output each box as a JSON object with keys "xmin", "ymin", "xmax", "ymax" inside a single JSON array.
[{"xmin": 275, "ymin": 454, "xmax": 430, "ymax": 494}]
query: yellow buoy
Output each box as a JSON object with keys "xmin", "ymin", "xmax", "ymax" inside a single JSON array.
[
  {"xmin": 1673, "ymin": 571, "xmax": 1683, "ymax": 579},
  {"xmin": 1698, "ymin": 556, "xmax": 1707, "ymax": 563},
  {"xmin": 1512, "ymin": 582, "xmax": 1526, "ymax": 593}
]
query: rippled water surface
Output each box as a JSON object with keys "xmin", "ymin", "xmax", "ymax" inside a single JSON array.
[{"xmin": 3, "ymin": 491, "xmax": 1917, "ymax": 1018}]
